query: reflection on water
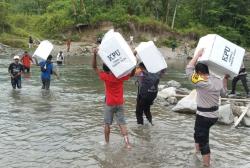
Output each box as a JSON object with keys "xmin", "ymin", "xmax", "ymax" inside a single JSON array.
[{"xmin": 0, "ymin": 53, "xmax": 249, "ymax": 168}]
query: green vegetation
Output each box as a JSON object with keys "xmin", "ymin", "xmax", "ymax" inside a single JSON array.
[{"xmin": 0, "ymin": 0, "xmax": 250, "ymax": 49}]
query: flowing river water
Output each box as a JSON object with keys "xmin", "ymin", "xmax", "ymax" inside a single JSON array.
[{"xmin": 0, "ymin": 49, "xmax": 250, "ymax": 168}]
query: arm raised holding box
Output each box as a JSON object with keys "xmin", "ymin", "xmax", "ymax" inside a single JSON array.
[
  {"xmin": 188, "ymin": 48, "xmax": 204, "ymax": 67},
  {"xmin": 185, "ymin": 48, "xmax": 230, "ymax": 167},
  {"xmin": 92, "ymin": 48, "xmax": 100, "ymax": 74}
]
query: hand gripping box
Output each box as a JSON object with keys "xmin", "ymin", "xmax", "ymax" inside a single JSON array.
[
  {"xmin": 98, "ymin": 30, "xmax": 137, "ymax": 78},
  {"xmin": 33, "ymin": 40, "xmax": 53, "ymax": 60},
  {"xmin": 195, "ymin": 34, "xmax": 245, "ymax": 77},
  {"xmin": 135, "ymin": 41, "xmax": 167, "ymax": 73}
]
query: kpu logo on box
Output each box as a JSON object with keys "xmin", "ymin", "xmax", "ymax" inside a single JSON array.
[
  {"xmin": 107, "ymin": 49, "xmax": 121, "ymax": 61},
  {"xmin": 222, "ymin": 46, "xmax": 231, "ymax": 62},
  {"xmin": 222, "ymin": 46, "xmax": 236, "ymax": 66}
]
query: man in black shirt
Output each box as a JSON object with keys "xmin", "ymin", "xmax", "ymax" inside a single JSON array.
[
  {"xmin": 8, "ymin": 55, "xmax": 24, "ymax": 89},
  {"xmin": 229, "ymin": 64, "xmax": 249, "ymax": 98}
]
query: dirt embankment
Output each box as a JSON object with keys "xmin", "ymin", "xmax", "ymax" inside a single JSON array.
[{"xmin": 2, "ymin": 23, "xmax": 250, "ymax": 60}]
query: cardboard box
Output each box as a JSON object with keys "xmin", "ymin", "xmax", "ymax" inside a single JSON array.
[
  {"xmin": 33, "ymin": 40, "xmax": 53, "ymax": 60},
  {"xmin": 195, "ymin": 34, "xmax": 245, "ymax": 77},
  {"xmin": 98, "ymin": 30, "xmax": 136, "ymax": 78},
  {"xmin": 135, "ymin": 41, "xmax": 167, "ymax": 73}
]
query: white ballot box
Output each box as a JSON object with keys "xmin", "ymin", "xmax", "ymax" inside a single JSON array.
[
  {"xmin": 33, "ymin": 40, "xmax": 53, "ymax": 60},
  {"xmin": 98, "ymin": 30, "xmax": 136, "ymax": 78},
  {"xmin": 135, "ymin": 41, "xmax": 167, "ymax": 73},
  {"xmin": 195, "ymin": 34, "xmax": 245, "ymax": 77}
]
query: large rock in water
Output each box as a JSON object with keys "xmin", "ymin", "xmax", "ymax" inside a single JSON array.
[
  {"xmin": 158, "ymin": 87, "xmax": 176, "ymax": 99},
  {"xmin": 242, "ymin": 117, "xmax": 250, "ymax": 127},
  {"xmin": 166, "ymin": 80, "xmax": 181, "ymax": 88},
  {"xmin": 172, "ymin": 90, "xmax": 197, "ymax": 113},
  {"xmin": 218, "ymin": 104, "xmax": 234, "ymax": 125}
]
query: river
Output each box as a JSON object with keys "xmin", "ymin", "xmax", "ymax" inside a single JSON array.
[{"xmin": 0, "ymin": 50, "xmax": 249, "ymax": 168}]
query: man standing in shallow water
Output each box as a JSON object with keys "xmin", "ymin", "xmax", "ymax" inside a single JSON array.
[
  {"xmin": 186, "ymin": 49, "xmax": 228, "ymax": 167},
  {"xmin": 21, "ymin": 51, "xmax": 33, "ymax": 73},
  {"xmin": 35, "ymin": 55, "xmax": 59, "ymax": 90},
  {"xmin": 8, "ymin": 55, "xmax": 24, "ymax": 89},
  {"xmin": 92, "ymin": 46, "xmax": 135, "ymax": 149}
]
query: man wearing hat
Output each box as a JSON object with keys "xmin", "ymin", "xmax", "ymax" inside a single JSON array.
[{"xmin": 8, "ymin": 55, "xmax": 24, "ymax": 89}]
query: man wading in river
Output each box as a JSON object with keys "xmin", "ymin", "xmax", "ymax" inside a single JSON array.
[
  {"xmin": 35, "ymin": 55, "xmax": 59, "ymax": 90},
  {"xmin": 186, "ymin": 49, "xmax": 228, "ymax": 167},
  {"xmin": 134, "ymin": 62, "xmax": 162, "ymax": 125},
  {"xmin": 8, "ymin": 55, "xmax": 24, "ymax": 89},
  {"xmin": 92, "ymin": 41, "xmax": 135, "ymax": 149}
]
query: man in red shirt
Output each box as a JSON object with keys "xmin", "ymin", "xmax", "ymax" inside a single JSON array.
[
  {"xmin": 92, "ymin": 48, "xmax": 135, "ymax": 149},
  {"xmin": 21, "ymin": 51, "xmax": 33, "ymax": 73}
]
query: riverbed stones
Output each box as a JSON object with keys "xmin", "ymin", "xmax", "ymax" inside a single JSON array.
[
  {"xmin": 158, "ymin": 84, "xmax": 166, "ymax": 90},
  {"xmin": 218, "ymin": 104, "xmax": 234, "ymax": 125},
  {"xmin": 176, "ymin": 88, "xmax": 191, "ymax": 95},
  {"xmin": 158, "ymin": 87, "xmax": 176, "ymax": 99},
  {"xmin": 242, "ymin": 117, "xmax": 250, "ymax": 127},
  {"xmin": 172, "ymin": 90, "xmax": 196, "ymax": 114},
  {"xmin": 166, "ymin": 80, "xmax": 181, "ymax": 88},
  {"xmin": 166, "ymin": 97, "xmax": 178, "ymax": 105}
]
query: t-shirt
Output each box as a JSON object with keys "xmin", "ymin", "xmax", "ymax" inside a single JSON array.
[
  {"xmin": 8, "ymin": 63, "xmax": 24, "ymax": 78},
  {"xmin": 56, "ymin": 53, "xmax": 64, "ymax": 62},
  {"xmin": 21, "ymin": 55, "xmax": 32, "ymax": 68},
  {"xmin": 39, "ymin": 61, "xmax": 53, "ymax": 80},
  {"xmin": 99, "ymin": 72, "xmax": 130, "ymax": 105},
  {"xmin": 186, "ymin": 65, "xmax": 227, "ymax": 118}
]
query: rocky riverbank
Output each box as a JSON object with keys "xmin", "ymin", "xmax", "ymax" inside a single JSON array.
[{"xmin": 157, "ymin": 80, "xmax": 250, "ymax": 127}]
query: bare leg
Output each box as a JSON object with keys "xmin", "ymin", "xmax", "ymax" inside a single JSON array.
[
  {"xmin": 195, "ymin": 143, "xmax": 200, "ymax": 153},
  {"xmin": 202, "ymin": 154, "xmax": 210, "ymax": 167},
  {"xmin": 119, "ymin": 125, "xmax": 131, "ymax": 149},
  {"xmin": 104, "ymin": 124, "xmax": 110, "ymax": 144}
]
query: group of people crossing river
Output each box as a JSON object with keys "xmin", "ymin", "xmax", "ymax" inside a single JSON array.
[{"xmin": 6, "ymin": 37, "xmax": 249, "ymax": 167}]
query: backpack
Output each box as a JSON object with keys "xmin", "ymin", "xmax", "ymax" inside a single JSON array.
[
  {"xmin": 40, "ymin": 62, "xmax": 52, "ymax": 74},
  {"xmin": 139, "ymin": 71, "xmax": 160, "ymax": 102},
  {"xmin": 40, "ymin": 63, "xmax": 47, "ymax": 72}
]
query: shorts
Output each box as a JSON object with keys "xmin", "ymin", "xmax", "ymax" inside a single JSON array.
[
  {"xmin": 23, "ymin": 66, "xmax": 30, "ymax": 73},
  {"xmin": 104, "ymin": 105, "xmax": 126, "ymax": 125}
]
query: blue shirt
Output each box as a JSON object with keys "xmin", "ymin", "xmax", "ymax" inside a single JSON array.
[{"xmin": 39, "ymin": 61, "xmax": 53, "ymax": 80}]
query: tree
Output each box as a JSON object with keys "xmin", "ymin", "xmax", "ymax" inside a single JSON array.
[
  {"xmin": 0, "ymin": 2, "xmax": 11, "ymax": 33},
  {"xmin": 161, "ymin": 0, "xmax": 170, "ymax": 24},
  {"xmin": 171, "ymin": 0, "xmax": 178, "ymax": 29}
]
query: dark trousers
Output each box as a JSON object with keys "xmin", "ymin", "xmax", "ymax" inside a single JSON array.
[
  {"xmin": 42, "ymin": 78, "xmax": 51, "ymax": 90},
  {"xmin": 11, "ymin": 77, "xmax": 21, "ymax": 89},
  {"xmin": 23, "ymin": 66, "xmax": 30, "ymax": 73},
  {"xmin": 231, "ymin": 74, "xmax": 249, "ymax": 94},
  {"xmin": 135, "ymin": 95, "xmax": 153, "ymax": 125},
  {"xmin": 194, "ymin": 114, "xmax": 217, "ymax": 155}
]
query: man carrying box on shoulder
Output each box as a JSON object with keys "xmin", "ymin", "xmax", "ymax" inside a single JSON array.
[
  {"xmin": 92, "ymin": 43, "xmax": 135, "ymax": 149},
  {"xmin": 186, "ymin": 48, "xmax": 228, "ymax": 167}
]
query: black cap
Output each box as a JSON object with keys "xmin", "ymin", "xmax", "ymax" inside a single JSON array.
[{"xmin": 47, "ymin": 55, "xmax": 53, "ymax": 60}]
